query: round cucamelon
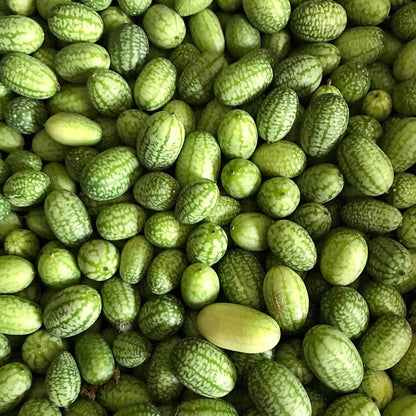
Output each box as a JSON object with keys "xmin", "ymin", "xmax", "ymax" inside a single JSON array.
[
  {"xmin": 176, "ymin": 398, "xmax": 238, "ymax": 416},
  {"xmin": 324, "ymin": 394, "xmax": 381, "ymax": 416},
  {"xmin": 0, "ymin": 255, "xmax": 34, "ymax": 294},
  {"xmin": 112, "ymin": 331, "xmax": 152, "ymax": 368},
  {"xmin": 357, "ymin": 369, "xmax": 393, "ymax": 411},
  {"xmin": 18, "ymin": 398, "xmax": 61, "ymax": 416}
]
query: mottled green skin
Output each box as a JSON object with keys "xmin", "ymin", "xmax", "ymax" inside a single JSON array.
[
  {"xmin": 267, "ymin": 220, "xmax": 317, "ymax": 272},
  {"xmin": 117, "ymin": 0, "xmax": 150, "ymax": 15},
  {"xmin": 112, "ymin": 331, "xmax": 152, "ymax": 368},
  {"xmin": 330, "ymin": 62, "xmax": 370, "ymax": 104},
  {"xmin": 320, "ymin": 287, "xmax": 369, "ymax": 339},
  {"xmin": 18, "ymin": 398, "xmax": 61, "ymax": 416},
  {"xmin": 214, "ymin": 53, "xmax": 272, "ymax": 106},
  {"xmin": 335, "ymin": 26, "xmax": 384, "ymax": 65},
  {"xmin": 137, "ymin": 111, "xmax": 184, "ymax": 171},
  {"xmin": 42, "ymin": 162, "xmax": 76, "ymax": 193},
  {"xmin": 303, "ymin": 325, "xmax": 364, "ymax": 392},
  {"xmin": 190, "ymin": 8, "xmax": 224, "ymax": 54},
  {"xmin": 97, "ymin": 375, "xmax": 149, "ymax": 413},
  {"xmin": 177, "ymin": 398, "xmax": 238, "ymax": 415},
  {"xmin": 205, "ymin": 196, "xmax": 241, "ymax": 226},
  {"xmin": 341, "ymin": 198, "xmax": 402, "ymax": 234},
  {"xmin": 273, "ymin": 54, "xmax": 322, "ymax": 99},
  {"xmin": 22, "ymin": 329, "xmax": 67, "ymax": 374},
  {"xmin": 75, "ymin": 332, "xmax": 114, "ymax": 385},
  {"xmin": 101, "ymin": 277, "xmax": 140, "ymax": 328},
  {"xmin": 175, "ymin": 131, "xmax": 221, "ymax": 187},
  {"xmin": 67, "ymin": 398, "xmax": 107, "ymax": 416},
  {"xmin": 134, "ymin": 58, "xmax": 176, "ymax": 111},
  {"xmin": 0, "ymin": 362, "xmax": 32, "ymax": 413},
  {"xmin": 347, "ymin": 115, "xmax": 383, "ymax": 142},
  {"xmin": 114, "ymin": 403, "xmax": 161, "ymax": 416},
  {"xmin": 55, "ymin": 42, "xmax": 110, "ymax": 84},
  {"xmin": 225, "ymin": 14, "xmax": 259, "ymax": 59},
  {"xmin": 398, "ymin": 206, "xmax": 416, "ymax": 248},
  {"xmin": 275, "ymin": 339, "xmax": 313, "ymax": 385},
  {"xmin": 0, "ymin": 53, "xmax": 58, "ymax": 100},
  {"xmin": 366, "ymin": 237, "xmax": 412, "ymax": 287},
  {"xmin": 0, "ymin": 297, "xmax": 41, "ymax": 335},
  {"xmin": 197, "ymin": 98, "xmax": 231, "ymax": 137},
  {"xmin": 0, "ymin": 334, "xmax": 10, "ymax": 366},
  {"xmin": 96, "ymin": 203, "xmax": 146, "ymax": 240},
  {"xmin": 290, "ymin": 0, "xmax": 346, "ymax": 42},
  {"xmin": 48, "ymin": 3, "xmax": 104, "ymax": 42},
  {"xmin": 324, "ymin": 394, "xmax": 381, "ymax": 416},
  {"xmin": 290, "ymin": 203, "xmax": 331, "ymax": 241},
  {"xmin": 3, "ymin": 170, "xmax": 50, "ymax": 208},
  {"xmin": 3, "ymin": 150, "xmax": 39, "ymax": 175},
  {"xmin": 390, "ymin": 333, "xmax": 416, "ymax": 386},
  {"xmin": 340, "ymin": 0, "xmax": 390, "ymax": 25},
  {"xmin": 359, "ymin": 315, "xmax": 412, "ymax": 371},
  {"xmin": 392, "ymin": 78, "xmax": 416, "ymax": 117},
  {"xmin": 300, "ymin": 94, "xmax": 349, "ymax": 158},
  {"xmin": 25, "ymin": 208, "xmax": 55, "ymax": 241},
  {"xmin": 256, "ymin": 87, "xmax": 298, "ymax": 144},
  {"xmin": 3, "ymin": 229, "xmax": 38, "ymax": 265},
  {"xmin": 44, "ymin": 190, "xmax": 92, "ymax": 247},
  {"xmin": 5, "ymin": 97, "xmax": 47, "ymax": 135},
  {"xmin": 248, "ymin": 360, "xmax": 311, "ymax": 416},
  {"xmin": 263, "ymin": 265, "xmax": 308, "ymax": 332},
  {"xmin": 145, "ymin": 211, "xmax": 194, "ymax": 248},
  {"xmin": 357, "ymin": 370, "xmax": 393, "ymax": 410},
  {"xmin": 81, "ymin": 146, "xmax": 140, "ymax": 201},
  {"xmin": 186, "ymin": 222, "xmax": 227, "ymax": 266},
  {"xmin": 179, "ymin": 52, "xmax": 227, "ymax": 106},
  {"xmin": 38, "ymin": 248, "xmax": 80, "ymax": 288},
  {"xmin": 172, "ymin": 338, "xmax": 236, "ymax": 398},
  {"xmin": 108, "ymin": 23, "xmax": 148, "ymax": 78},
  {"xmin": 252, "ymin": 140, "xmax": 306, "ymax": 178},
  {"xmin": 393, "ymin": 38, "xmax": 416, "ymax": 82},
  {"xmin": 43, "ymin": 285, "xmax": 101, "ymax": 338},
  {"xmin": 383, "ymin": 395, "xmax": 416, "ymax": 416},
  {"xmin": 138, "ymin": 294, "xmax": 184, "ymax": 340},
  {"xmin": 33, "ymin": 46, "xmax": 58, "ymax": 70},
  {"xmin": 174, "ymin": 0, "xmax": 212, "ymax": 16},
  {"xmin": 117, "ymin": 109, "xmax": 149, "ymax": 148},
  {"xmin": 391, "ymin": 2, "xmax": 416, "ymax": 41},
  {"xmin": 64, "ymin": 147, "xmax": 99, "ymax": 183},
  {"xmin": 169, "ymin": 43, "xmax": 200, "ymax": 75},
  {"xmin": 45, "ymin": 351, "xmax": 80, "ymax": 407},
  {"xmin": 0, "ymin": 255, "xmax": 34, "ymax": 294},
  {"xmin": 242, "ymin": 0, "xmax": 290, "ymax": 33}
]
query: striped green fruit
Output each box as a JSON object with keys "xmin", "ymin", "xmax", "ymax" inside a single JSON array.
[
  {"xmin": 134, "ymin": 58, "xmax": 176, "ymax": 111},
  {"xmin": 341, "ymin": 198, "xmax": 402, "ymax": 234},
  {"xmin": 189, "ymin": 8, "xmax": 224, "ymax": 55},
  {"xmin": 380, "ymin": 117, "xmax": 416, "ymax": 173},
  {"xmin": 0, "ymin": 15, "xmax": 44, "ymax": 54},
  {"xmin": 75, "ymin": 332, "xmax": 114, "ymax": 385},
  {"xmin": 112, "ymin": 331, "xmax": 152, "ymax": 368},
  {"xmin": 174, "ymin": 0, "xmax": 212, "ymax": 16},
  {"xmin": 176, "ymin": 398, "xmax": 237, "ymax": 416},
  {"xmin": 175, "ymin": 179, "xmax": 219, "ymax": 225},
  {"xmin": 383, "ymin": 395, "xmax": 416, "ymax": 416},
  {"xmin": 46, "ymin": 351, "xmax": 80, "ymax": 407},
  {"xmin": 0, "ymin": 295, "xmax": 42, "ymax": 335},
  {"xmin": 21, "ymin": 329, "xmax": 67, "ymax": 374},
  {"xmin": 172, "ymin": 338, "xmax": 236, "ymax": 398},
  {"xmin": 242, "ymin": 0, "xmax": 290, "ymax": 33},
  {"xmin": 320, "ymin": 228, "xmax": 367, "ymax": 285},
  {"xmin": 196, "ymin": 98, "xmax": 231, "ymax": 136},
  {"xmin": 273, "ymin": 54, "xmax": 322, "ymax": 99},
  {"xmin": 117, "ymin": 0, "xmax": 151, "ymax": 16},
  {"xmin": 214, "ymin": 52, "xmax": 273, "ymax": 106},
  {"xmin": 290, "ymin": 0, "xmax": 347, "ymax": 42},
  {"xmin": 267, "ymin": 220, "xmax": 317, "ymax": 272},
  {"xmin": 357, "ymin": 369, "xmax": 393, "ymax": 411},
  {"xmin": 48, "ymin": 3, "xmax": 104, "ymax": 43},
  {"xmin": 117, "ymin": 109, "xmax": 149, "ymax": 147},
  {"xmin": 120, "ymin": 236, "xmax": 153, "ymax": 284},
  {"xmin": 390, "ymin": 333, "xmax": 416, "ymax": 387},
  {"xmin": 64, "ymin": 147, "xmax": 99, "ymax": 183},
  {"xmin": 0, "ymin": 334, "xmax": 10, "ymax": 366},
  {"xmin": 3, "ymin": 170, "xmax": 50, "ymax": 208},
  {"xmin": 367, "ymin": 62, "xmax": 397, "ymax": 96},
  {"xmin": 43, "ymin": 284, "xmax": 101, "ymax": 338},
  {"xmin": 169, "ymin": 42, "xmax": 200, "ymax": 75},
  {"xmin": 108, "ymin": 23, "xmax": 148, "ymax": 78},
  {"xmin": 337, "ymin": 135, "xmax": 394, "ymax": 196},
  {"xmin": 55, "ymin": 42, "xmax": 110, "ymax": 84},
  {"xmin": 225, "ymin": 14, "xmax": 260, "ymax": 59},
  {"xmin": 175, "ymin": 131, "xmax": 221, "ymax": 187},
  {"xmin": 147, "ymin": 336, "xmax": 183, "ymax": 404},
  {"xmin": 205, "ymin": 195, "xmax": 241, "ymax": 226},
  {"xmin": 330, "ymin": 62, "xmax": 370, "ymax": 104},
  {"xmin": 114, "ymin": 403, "xmax": 161, "ymax": 416},
  {"xmin": 366, "ymin": 237, "xmax": 412, "ymax": 287},
  {"xmin": 0, "ymin": 362, "xmax": 32, "ymax": 413},
  {"xmin": 0, "ymin": 255, "xmax": 34, "ymax": 294},
  {"xmin": 87, "ymin": 69, "xmax": 132, "ymax": 117},
  {"xmin": 362, "ymin": 90, "xmax": 392, "ymax": 122},
  {"xmin": 4, "ymin": 228, "xmax": 39, "ymax": 261},
  {"xmin": 347, "ymin": 115, "xmax": 383, "ymax": 142},
  {"xmin": 143, "ymin": 4, "xmax": 185, "ymax": 49},
  {"xmin": 186, "ymin": 222, "xmax": 227, "ymax": 266},
  {"xmin": 324, "ymin": 394, "xmax": 381, "ymax": 416},
  {"xmin": 144, "ymin": 211, "xmax": 194, "ymax": 248},
  {"xmin": 96, "ymin": 374, "xmax": 150, "ymax": 413},
  {"xmin": 44, "ymin": 190, "xmax": 92, "ymax": 247},
  {"xmin": 303, "ymin": 324, "xmax": 364, "ymax": 392},
  {"xmin": 398, "ymin": 206, "xmax": 416, "ymax": 248},
  {"xmin": 163, "ymin": 100, "xmax": 195, "ymax": 137},
  {"xmin": 230, "ymin": 212, "xmax": 273, "ymax": 251},
  {"xmin": 263, "ymin": 265, "xmax": 308, "ymax": 332},
  {"xmin": 81, "ymin": 146, "xmax": 140, "ymax": 201},
  {"xmin": 393, "ymin": 38, "xmax": 416, "ymax": 82},
  {"xmin": 339, "ymin": 0, "xmax": 390, "ymax": 25},
  {"xmin": 392, "ymin": 78, "xmax": 416, "ymax": 117},
  {"xmin": 248, "ymin": 360, "xmax": 311, "ymax": 416},
  {"xmin": 391, "ymin": 2, "xmax": 416, "ymax": 41},
  {"xmin": 0, "ymin": 52, "xmax": 58, "ymax": 100},
  {"xmin": 179, "ymin": 52, "xmax": 227, "ymax": 106},
  {"xmin": 256, "ymin": 87, "xmax": 299, "ymax": 144},
  {"xmin": 137, "ymin": 111, "xmax": 184, "ymax": 171},
  {"xmin": 77, "ymin": 239, "xmax": 119, "ymax": 282},
  {"xmin": 67, "ymin": 398, "xmax": 107, "ymax": 416},
  {"xmin": 101, "ymin": 277, "xmax": 140, "ymax": 330},
  {"xmin": 18, "ymin": 398, "xmax": 60, "ymax": 416},
  {"xmin": 358, "ymin": 315, "xmax": 412, "ymax": 370},
  {"xmin": 138, "ymin": 294, "xmax": 184, "ymax": 340},
  {"xmin": 300, "ymin": 94, "xmax": 349, "ymax": 158},
  {"xmin": 33, "ymin": 46, "xmax": 58, "ymax": 69},
  {"xmin": 320, "ymin": 287, "xmax": 369, "ymax": 339},
  {"xmin": 334, "ymin": 26, "xmax": 384, "ymax": 64}
]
